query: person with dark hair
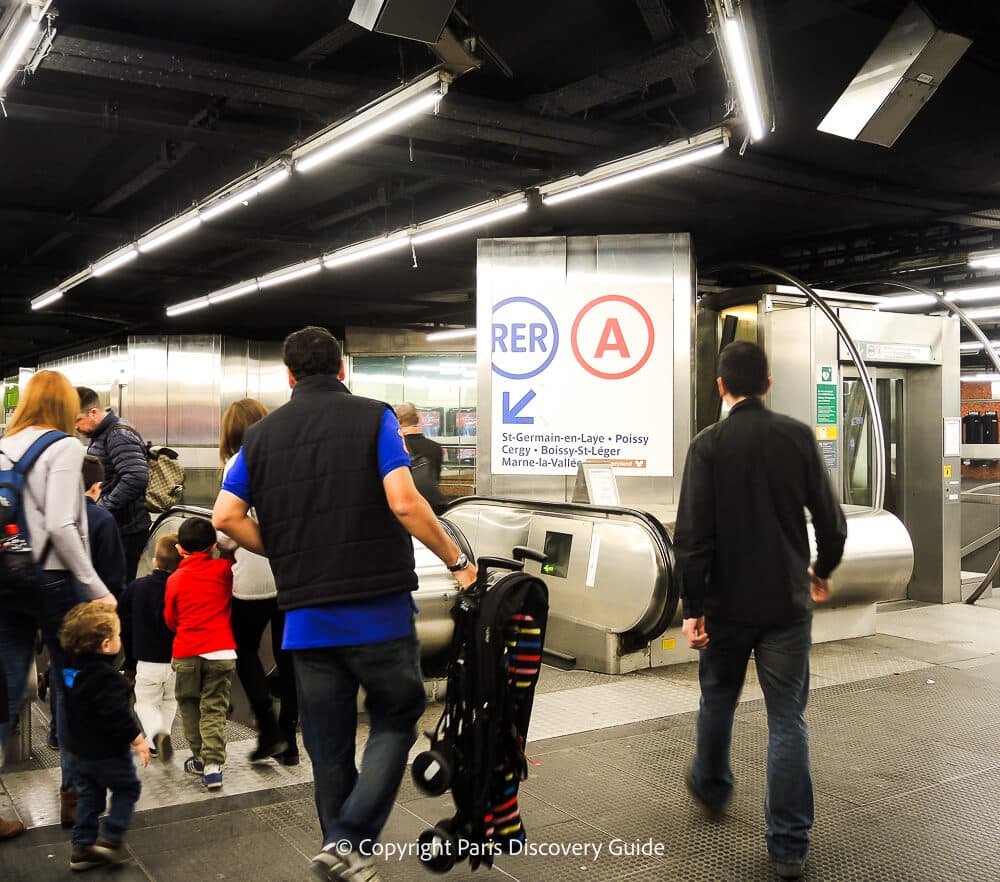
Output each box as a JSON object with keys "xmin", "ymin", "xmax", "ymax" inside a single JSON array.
[
  {"xmin": 213, "ymin": 325, "xmax": 477, "ymax": 882},
  {"xmin": 394, "ymin": 402, "xmax": 447, "ymax": 515},
  {"xmin": 119, "ymin": 533, "xmax": 180, "ymax": 762},
  {"xmin": 59, "ymin": 602, "xmax": 148, "ymax": 870},
  {"xmin": 673, "ymin": 341, "xmax": 848, "ymax": 881},
  {"xmin": 82, "ymin": 455, "xmax": 127, "ymax": 598},
  {"xmin": 218, "ymin": 399, "xmax": 299, "ymax": 766},
  {"xmin": 75, "ymin": 387, "xmax": 150, "ymax": 582},
  {"xmin": 164, "ymin": 517, "xmax": 235, "ymax": 791}
]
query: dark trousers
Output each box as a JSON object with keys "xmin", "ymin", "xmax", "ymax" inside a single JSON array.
[
  {"xmin": 0, "ymin": 572, "xmax": 78, "ymax": 788},
  {"xmin": 293, "ymin": 633, "xmax": 425, "ymax": 849},
  {"xmin": 690, "ymin": 616, "xmax": 814, "ymax": 864},
  {"xmin": 71, "ymin": 750, "xmax": 141, "ymax": 845},
  {"xmin": 120, "ymin": 531, "xmax": 147, "ymax": 584},
  {"xmin": 231, "ymin": 597, "xmax": 298, "ymax": 745}
]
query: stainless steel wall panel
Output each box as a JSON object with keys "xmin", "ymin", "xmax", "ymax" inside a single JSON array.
[
  {"xmin": 220, "ymin": 338, "xmax": 251, "ymax": 421},
  {"xmin": 126, "ymin": 337, "xmax": 168, "ymax": 443},
  {"xmin": 254, "ymin": 341, "xmax": 290, "ymax": 412},
  {"xmin": 41, "ymin": 346, "xmax": 126, "ymax": 412},
  {"xmin": 165, "ymin": 336, "xmax": 222, "ymax": 447}
]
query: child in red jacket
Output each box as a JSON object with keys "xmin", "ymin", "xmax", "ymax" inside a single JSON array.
[{"xmin": 164, "ymin": 517, "xmax": 234, "ymax": 791}]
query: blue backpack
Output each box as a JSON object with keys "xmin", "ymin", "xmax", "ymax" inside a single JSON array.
[{"xmin": 0, "ymin": 430, "xmax": 68, "ymax": 599}]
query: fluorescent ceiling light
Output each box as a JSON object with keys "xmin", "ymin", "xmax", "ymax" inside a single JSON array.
[
  {"xmin": 875, "ymin": 293, "xmax": 938, "ymax": 310},
  {"xmin": 165, "ymin": 297, "xmax": 210, "ymax": 317},
  {"xmin": 200, "ymin": 165, "xmax": 290, "ymax": 222},
  {"xmin": 92, "ymin": 246, "xmax": 139, "ymax": 277},
  {"xmin": 947, "ymin": 286, "xmax": 1000, "ymax": 304},
  {"xmin": 0, "ymin": 4, "xmax": 48, "ymax": 94},
  {"xmin": 960, "ymin": 341, "xmax": 1000, "ymax": 352},
  {"xmin": 30, "ymin": 289, "xmax": 62, "ymax": 310},
  {"xmin": 426, "ymin": 328, "xmax": 477, "ymax": 341},
  {"xmin": 257, "ymin": 259, "xmax": 322, "ymax": 290},
  {"xmin": 137, "ymin": 213, "xmax": 202, "ymax": 254},
  {"xmin": 295, "ymin": 89, "xmax": 443, "ymax": 174},
  {"xmin": 962, "ymin": 374, "xmax": 1000, "ymax": 383},
  {"xmin": 964, "ymin": 306, "xmax": 1000, "ymax": 320},
  {"xmin": 722, "ymin": 13, "xmax": 766, "ymax": 141},
  {"xmin": 539, "ymin": 129, "xmax": 729, "ymax": 207},
  {"xmin": 411, "ymin": 201, "xmax": 528, "ymax": 246},
  {"xmin": 208, "ymin": 280, "xmax": 259, "ymax": 305},
  {"xmin": 323, "ymin": 234, "xmax": 411, "ymax": 269},
  {"xmin": 968, "ymin": 251, "xmax": 1000, "ymax": 270}
]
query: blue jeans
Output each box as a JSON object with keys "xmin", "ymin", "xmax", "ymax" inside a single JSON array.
[
  {"xmin": 71, "ymin": 750, "xmax": 141, "ymax": 845},
  {"xmin": 0, "ymin": 572, "xmax": 78, "ymax": 788},
  {"xmin": 293, "ymin": 633, "xmax": 425, "ymax": 851},
  {"xmin": 690, "ymin": 616, "xmax": 813, "ymax": 864}
]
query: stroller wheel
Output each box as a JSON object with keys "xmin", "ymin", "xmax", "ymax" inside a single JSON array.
[
  {"xmin": 418, "ymin": 825, "xmax": 457, "ymax": 874},
  {"xmin": 412, "ymin": 748, "xmax": 453, "ymax": 796}
]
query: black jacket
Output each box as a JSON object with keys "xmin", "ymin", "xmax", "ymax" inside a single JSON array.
[
  {"xmin": 63, "ymin": 653, "xmax": 141, "ymax": 759},
  {"xmin": 674, "ymin": 398, "xmax": 848, "ymax": 626},
  {"xmin": 404, "ymin": 432, "xmax": 446, "ymax": 511},
  {"xmin": 119, "ymin": 569, "xmax": 175, "ymax": 665},
  {"xmin": 86, "ymin": 498, "xmax": 127, "ymax": 597},
  {"xmin": 242, "ymin": 374, "xmax": 417, "ymax": 611},
  {"xmin": 87, "ymin": 410, "xmax": 151, "ymax": 536}
]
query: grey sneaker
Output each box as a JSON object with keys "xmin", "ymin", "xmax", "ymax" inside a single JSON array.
[
  {"xmin": 772, "ymin": 859, "xmax": 805, "ymax": 879},
  {"xmin": 310, "ymin": 845, "xmax": 383, "ymax": 882}
]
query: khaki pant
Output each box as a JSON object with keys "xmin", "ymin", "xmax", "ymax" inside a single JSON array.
[{"xmin": 171, "ymin": 657, "xmax": 235, "ymax": 766}]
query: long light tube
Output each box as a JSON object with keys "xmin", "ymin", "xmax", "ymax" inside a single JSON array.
[
  {"xmin": 30, "ymin": 289, "xmax": 62, "ymax": 310},
  {"xmin": 948, "ymin": 286, "xmax": 1000, "ymax": 304},
  {"xmin": 969, "ymin": 250, "xmax": 1000, "ymax": 270},
  {"xmin": 208, "ymin": 280, "xmax": 259, "ymax": 305},
  {"xmin": 295, "ymin": 89, "xmax": 443, "ymax": 174},
  {"xmin": 961, "ymin": 341, "xmax": 1000, "ymax": 352},
  {"xmin": 962, "ymin": 373, "xmax": 1000, "ymax": 383},
  {"xmin": 137, "ymin": 213, "xmax": 202, "ymax": 254},
  {"xmin": 323, "ymin": 234, "xmax": 411, "ymax": 269},
  {"xmin": 200, "ymin": 165, "xmax": 290, "ymax": 222},
  {"xmin": 92, "ymin": 245, "xmax": 138, "ymax": 277},
  {"xmin": 165, "ymin": 297, "xmax": 211, "ymax": 318},
  {"xmin": 0, "ymin": 4, "xmax": 48, "ymax": 94},
  {"xmin": 542, "ymin": 142, "xmax": 728, "ymax": 207},
  {"xmin": 426, "ymin": 328, "xmax": 477, "ymax": 341},
  {"xmin": 722, "ymin": 11, "xmax": 766, "ymax": 141},
  {"xmin": 257, "ymin": 259, "xmax": 323, "ymax": 290},
  {"xmin": 411, "ymin": 202, "xmax": 528, "ymax": 245},
  {"xmin": 964, "ymin": 306, "xmax": 1000, "ymax": 321}
]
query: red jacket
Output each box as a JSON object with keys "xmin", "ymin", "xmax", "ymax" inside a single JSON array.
[{"xmin": 164, "ymin": 552, "xmax": 235, "ymax": 658}]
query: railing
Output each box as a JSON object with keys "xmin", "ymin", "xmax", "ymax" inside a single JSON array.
[{"xmin": 960, "ymin": 482, "xmax": 1000, "ymax": 604}]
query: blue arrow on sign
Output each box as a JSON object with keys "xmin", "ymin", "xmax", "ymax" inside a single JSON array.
[{"xmin": 502, "ymin": 390, "xmax": 536, "ymax": 424}]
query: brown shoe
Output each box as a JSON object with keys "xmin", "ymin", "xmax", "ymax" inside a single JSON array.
[
  {"xmin": 92, "ymin": 838, "xmax": 129, "ymax": 864},
  {"xmin": 60, "ymin": 787, "xmax": 78, "ymax": 829},
  {"xmin": 69, "ymin": 844, "xmax": 109, "ymax": 871},
  {"xmin": 0, "ymin": 816, "xmax": 25, "ymax": 840}
]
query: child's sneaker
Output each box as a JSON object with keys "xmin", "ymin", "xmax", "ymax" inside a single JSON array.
[
  {"xmin": 91, "ymin": 839, "xmax": 129, "ymax": 864},
  {"xmin": 310, "ymin": 844, "xmax": 383, "ymax": 882},
  {"xmin": 203, "ymin": 763, "xmax": 223, "ymax": 791},
  {"xmin": 155, "ymin": 733, "xmax": 174, "ymax": 762},
  {"xmin": 148, "ymin": 744, "xmax": 158, "ymax": 760},
  {"xmin": 183, "ymin": 757, "xmax": 204, "ymax": 776},
  {"xmin": 69, "ymin": 844, "xmax": 110, "ymax": 871}
]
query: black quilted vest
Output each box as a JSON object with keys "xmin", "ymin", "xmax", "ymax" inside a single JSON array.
[{"xmin": 241, "ymin": 375, "xmax": 416, "ymax": 610}]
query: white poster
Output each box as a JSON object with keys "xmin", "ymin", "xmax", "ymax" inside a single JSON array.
[{"xmin": 489, "ymin": 277, "xmax": 673, "ymax": 476}]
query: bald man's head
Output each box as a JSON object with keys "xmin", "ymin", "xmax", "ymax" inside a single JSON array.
[{"xmin": 395, "ymin": 402, "xmax": 419, "ymax": 428}]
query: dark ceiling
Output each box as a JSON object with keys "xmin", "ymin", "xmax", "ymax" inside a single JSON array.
[{"xmin": 2, "ymin": 0, "xmax": 1000, "ymax": 373}]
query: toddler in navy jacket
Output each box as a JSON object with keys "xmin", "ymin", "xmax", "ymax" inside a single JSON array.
[{"xmin": 59, "ymin": 603, "xmax": 149, "ymax": 871}]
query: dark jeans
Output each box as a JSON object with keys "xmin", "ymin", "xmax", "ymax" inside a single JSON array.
[
  {"xmin": 71, "ymin": 750, "xmax": 141, "ymax": 845},
  {"xmin": 690, "ymin": 616, "xmax": 814, "ymax": 864},
  {"xmin": 120, "ymin": 531, "xmax": 147, "ymax": 584},
  {"xmin": 232, "ymin": 597, "xmax": 298, "ymax": 744},
  {"xmin": 0, "ymin": 572, "xmax": 78, "ymax": 788},
  {"xmin": 293, "ymin": 633, "xmax": 425, "ymax": 850}
]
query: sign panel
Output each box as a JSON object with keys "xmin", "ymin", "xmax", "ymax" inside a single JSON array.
[
  {"xmin": 489, "ymin": 280, "xmax": 672, "ymax": 476},
  {"xmin": 856, "ymin": 340, "xmax": 933, "ymax": 363},
  {"xmin": 816, "ymin": 384, "xmax": 838, "ymax": 425}
]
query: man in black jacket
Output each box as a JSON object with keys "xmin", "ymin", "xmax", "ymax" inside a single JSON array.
[
  {"xmin": 674, "ymin": 341, "xmax": 847, "ymax": 882},
  {"xmin": 59, "ymin": 602, "xmax": 149, "ymax": 870},
  {"xmin": 76, "ymin": 388, "xmax": 150, "ymax": 582},
  {"xmin": 213, "ymin": 327, "xmax": 477, "ymax": 882},
  {"xmin": 394, "ymin": 402, "xmax": 447, "ymax": 514}
]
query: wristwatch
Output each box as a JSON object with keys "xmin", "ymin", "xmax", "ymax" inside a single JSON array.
[{"xmin": 448, "ymin": 553, "xmax": 470, "ymax": 572}]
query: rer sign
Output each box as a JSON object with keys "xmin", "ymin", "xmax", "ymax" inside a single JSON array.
[{"xmin": 484, "ymin": 272, "xmax": 673, "ymax": 477}]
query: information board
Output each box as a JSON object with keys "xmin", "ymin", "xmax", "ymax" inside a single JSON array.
[{"xmin": 488, "ymin": 279, "xmax": 672, "ymax": 476}]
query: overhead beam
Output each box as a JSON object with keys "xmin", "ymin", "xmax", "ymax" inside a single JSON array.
[
  {"xmin": 525, "ymin": 38, "xmax": 714, "ymax": 118},
  {"xmin": 292, "ymin": 22, "xmax": 364, "ymax": 66},
  {"xmin": 633, "ymin": 0, "xmax": 677, "ymax": 43}
]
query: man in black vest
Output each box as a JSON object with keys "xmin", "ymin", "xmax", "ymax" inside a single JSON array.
[
  {"xmin": 213, "ymin": 327, "xmax": 476, "ymax": 882},
  {"xmin": 674, "ymin": 341, "xmax": 847, "ymax": 881}
]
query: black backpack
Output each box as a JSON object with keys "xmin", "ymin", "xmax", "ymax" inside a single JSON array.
[{"xmin": 0, "ymin": 430, "xmax": 67, "ymax": 602}]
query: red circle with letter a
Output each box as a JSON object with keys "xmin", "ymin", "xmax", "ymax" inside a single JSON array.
[{"xmin": 571, "ymin": 294, "xmax": 655, "ymax": 380}]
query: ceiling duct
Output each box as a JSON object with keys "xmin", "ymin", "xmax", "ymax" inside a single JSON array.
[
  {"xmin": 349, "ymin": 0, "xmax": 457, "ymax": 44},
  {"xmin": 818, "ymin": 2, "xmax": 971, "ymax": 148}
]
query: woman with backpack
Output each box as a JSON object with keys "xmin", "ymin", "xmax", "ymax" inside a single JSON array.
[
  {"xmin": 0, "ymin": 371, "xmax": 115, "ymax": 836},
  {"xmin": 217, "ymin": 398, "xmax": 298, "ymax": 766}
]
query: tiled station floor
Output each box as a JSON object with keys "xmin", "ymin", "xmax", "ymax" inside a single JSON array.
[{"xmin": 4, "ymin": 600, "xmax": 1000, "ymax": 881}]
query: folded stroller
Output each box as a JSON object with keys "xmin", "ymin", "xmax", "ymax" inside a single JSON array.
[{"xmin": 412, "ymin": 546, "xmax": 549, "ymax": 874}]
